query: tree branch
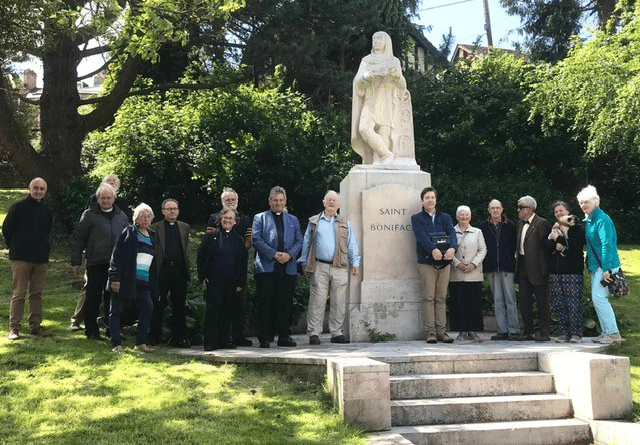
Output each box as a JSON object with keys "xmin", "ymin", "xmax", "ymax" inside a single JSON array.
[{"xmin": 78, "ymin": 71, "xmax": 253, "ymax": 106}]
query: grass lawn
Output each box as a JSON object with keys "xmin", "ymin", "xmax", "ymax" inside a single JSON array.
[{"xmin": 0, "ymin": 190, "xmax": 367, "ymax": 445}]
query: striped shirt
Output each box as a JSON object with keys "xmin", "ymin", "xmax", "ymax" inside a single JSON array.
[{"xmin": 136, "ymin": 231, "xmax": 155, "ymax": 288}]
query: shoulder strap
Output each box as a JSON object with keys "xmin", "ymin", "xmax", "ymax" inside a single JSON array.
[{"xmin": 586, "ymin": 238, "xmax": 603, "ymax": 269}]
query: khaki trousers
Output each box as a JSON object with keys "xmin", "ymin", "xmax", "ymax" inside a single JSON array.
[
  {"xmin": 10, "ymin": 261, "xmax": 48, "ymax": 330},
  {"xmin": 306, "ymin": 261, "xmax": 349, "ymax": 337},
  {"xmin": 418, "ymin": 263, "xmax": 450, "ymax": 335}
]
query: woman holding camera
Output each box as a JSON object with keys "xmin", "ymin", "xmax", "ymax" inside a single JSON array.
[{"xmin": 577, "ymin": 185, "xmax": 623, "ymax": 344}]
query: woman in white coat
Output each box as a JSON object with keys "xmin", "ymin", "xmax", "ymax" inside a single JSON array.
[{"xmin": 449, "ymin": 206, "xmax": 487, "ymax": 341}]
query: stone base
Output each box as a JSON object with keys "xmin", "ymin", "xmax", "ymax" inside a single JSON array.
[
  {"xmin": 349, "ymin": 279, "xmax": 424, "ymax": 341},
  {"xmin": 340, "ymin": 165, "xmax": 430, "ymax": 342}
]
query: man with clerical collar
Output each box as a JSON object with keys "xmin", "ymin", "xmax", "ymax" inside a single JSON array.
[
  {"xmin": 514, "ymin": 195, "xmax": 552, "ymax": 342},
  {"xmin": 411, "ymin": 186, "xmax": 457, "ymax": 344},
  {"xmin": 71, "ymin": 174, "xmax": 131, "ymax": 332},
  {"xmin": 252, "ymin": 186, "xmax": 302, "ymax": 348},
  {"xmin": 478, "ymin": 199, "xmax": 519, "ymax": 340},
  {"xmin": 298, "ymin": 191, "xmax": 360, "ymax": 345},
  {"xmin": 3, "ymin": 178, "xmax": 54, "ymax": 340},
  {"xmin": 72, "ymin": 184, "xmax": 129, "ymax": 340},
  {"xmin": 205, "ymin": 188, "xmax": 252, "ymax": 346},
  {"xmin": 149, "ymin": 198, "xmax": 191, "ymax": 347}
]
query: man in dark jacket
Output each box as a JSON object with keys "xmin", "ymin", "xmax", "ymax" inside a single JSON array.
[
  {"xmin": 515, "ymin": 195, "xmax": 553, "ymax": 342},
  {"xmin": 70, "ymin": 174, "xmax": 131, "ymax": 331},
  {"xmin": 148, "ymin": 198, "xmax": 190, "ymax": 347},
  {"xmin": 206, "ymin": 187, "xmax": 252, "ymax": 346},
  {"xmin": 71, "ymin": 184, "xmax": 129, "ymax": 340},
  {"xmin": 2, "ymin": 178, "xmax": 54, "ymax": 340},
  {"xmin": 479, "ymin": 199, "xmax": 519, "ymax": 340},
  {"xmin": 411, "ymin": 186, "xmax": 458, "ymax": 344},
  {"xmin": 197, "ymin": 209, "xmax": 248, "ymax": 351}
]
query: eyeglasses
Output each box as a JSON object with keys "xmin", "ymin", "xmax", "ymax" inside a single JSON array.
[{"xmin": 163, "ymin": 207, "xmax": 179, "ymax": 211}]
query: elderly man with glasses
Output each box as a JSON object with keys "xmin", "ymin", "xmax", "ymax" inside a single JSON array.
[
  {"xmin": 148, "ymin": 199, "xmax": 191, "ymax": 347},
  {"xmin": 514, "ymin": 195, "xmax": 552, "ymax": 342}
]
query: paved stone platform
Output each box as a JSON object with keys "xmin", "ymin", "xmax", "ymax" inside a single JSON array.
[{"xmin": 170, "ymin": 332, "xmax": 608, "ymax": 362}]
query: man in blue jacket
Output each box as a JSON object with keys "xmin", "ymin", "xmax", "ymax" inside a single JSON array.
[
  {"xmin": 252, "ymin": 186, "xmax": 302, "ymax": 348},
  {"xmin": 3, "ymin": 178, "xmax": 53, "ymax": 340},
  {"xmin": 411, "ymin": 187, "xmax": 457, "ymax": 344},
  {"xmin": 479, "ymin": 199, "xmax": 519, "ymax": 340}
]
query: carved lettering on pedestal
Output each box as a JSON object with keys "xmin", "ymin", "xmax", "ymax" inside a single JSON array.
[{"xmin": 371, "ymin": 208, "xmax": 411, "ymax": 231}]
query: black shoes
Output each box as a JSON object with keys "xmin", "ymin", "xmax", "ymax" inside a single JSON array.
[
  {"xmin": 168, "ymin": 338, "xmax": 191, "ymax": 348},
  {"xmin": 277, "ymin": 336, "xmax": 297, "ymax": 347},
  {"xmin": 87, "ymin": 333, "xmax": 104, "ymax": 341},
  {"xmin": 233, "ymin": 338, "xmax": 253, "ymax": 347},
  {"xmin": 309, "ymin": 335, "xmax": 321, "ymax": 345},
  {"xmin": 259, "ymin": 340, "xmax": 270, "ymax": 348},
  {"xmin": 490, "ymin": 332, "xmax": 509, "ymax": 340},
  {"xmin": 513, "ymin": 333, "xmax": 534, "ymax": 341},
  {"xmin": 330, "ymin": 335, "xmax": 349, "ymax": 344},
  {"xmin": 534, "ymin": 333, "xmax": 551, "ymax": 342}
]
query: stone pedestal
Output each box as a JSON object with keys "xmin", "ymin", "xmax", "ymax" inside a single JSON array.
[{"xmin": 340, "ymin": 165, "xmax": 430, "ymax": 342}]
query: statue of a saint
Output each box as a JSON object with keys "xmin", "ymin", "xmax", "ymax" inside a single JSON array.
[{"xmin": 351, "ymin": 31, "xmax": 416, "ymax": 166}]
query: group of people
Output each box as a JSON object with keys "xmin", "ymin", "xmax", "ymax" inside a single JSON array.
[
  {"xmin": 2, "ymin": 175, "xmax": 623, "ymax": 351},
  {"xmin": 1, "ymin": 176, "xmax": 361, "ymax": 353},
  {"xmin": 413, "ymin": 185, "xmax": 624, "ymax": 345}
]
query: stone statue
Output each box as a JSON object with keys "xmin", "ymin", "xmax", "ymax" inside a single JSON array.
[{"xmin": 351, "ymin": 31, "xmax": 416, "ymax": 166}]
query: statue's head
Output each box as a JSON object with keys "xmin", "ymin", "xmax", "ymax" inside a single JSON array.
[{"xmin": 371, "ymin": 31, "xmax": 393, "ymax": 57}]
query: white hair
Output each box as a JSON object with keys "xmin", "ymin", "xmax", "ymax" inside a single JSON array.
[
  {"xmin": 133, "ymin": 203, "xmax": 154, "ymax": 223},
  {"xmin": 456, "ymin": 205, "xmax": 471, "ymax": 218},
  {"xmin": 518, "ymin": 195, "xmax": 537, "ymax": 210},
  {"xmin": 96, "ymin": 183, "xmax": 116, "ymax": 198},
  {"xmin": 577, "ymin": 185, "xmax": 600, "ymax": 207}
]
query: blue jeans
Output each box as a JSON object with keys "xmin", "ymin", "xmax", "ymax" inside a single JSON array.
[
  {"xmin": 590, "ymin": 268, "xmax": 619, "ymax": 335},
  {"xmin": 486, "ymin": 272, "xmax": 519, "ymax": 334},
  {"xmin": 110, "ymin": 289, "xmax": 154, "ymax": 347}
]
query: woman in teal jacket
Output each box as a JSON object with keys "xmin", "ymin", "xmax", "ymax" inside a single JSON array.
[{"xmin": 577, "ymin": 185, "xmax": 622, "ymax": 344}]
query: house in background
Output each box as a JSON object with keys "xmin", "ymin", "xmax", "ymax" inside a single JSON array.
[
  {"xmin": 405, "ymin": 26, "xmax": 449, "ymax": 74},
  {"xmin": 23, "ymin": 69, "xmax": 106, "ymax": 101},
  {"xmin": 451, "ymin": 43, "xmax": 528, "ymax": 62}
]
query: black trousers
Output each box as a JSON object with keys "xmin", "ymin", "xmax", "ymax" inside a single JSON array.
[
  {"xmin": 518, "ymin": 258, "xmax": 550, "ymax": 336},
  {"xmin": 255, "ymin": 271, "xmax": 296, "ymax": 343},
  {"xmin": 448, "ymin": 281, "xmax": 484, "ymax": 332},
  {"xmin": 149, "ymin": 264, "xmax": 188, "ymax": 342},
  {"xmin": 203, "ymin": 273, "xmax": 241, "ymax": 348},
  {"xmin": 85, "ymin": 264, "xmax": 110, "ymax": 337},
  {"xmin": 231, "ymin": 287, "xmax": 248, "ymax": 341}
]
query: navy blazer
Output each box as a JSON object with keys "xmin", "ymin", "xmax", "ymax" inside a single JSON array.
[{"xmin": 252, "ymin": 210, "xmax": 302, "ymax": 276}]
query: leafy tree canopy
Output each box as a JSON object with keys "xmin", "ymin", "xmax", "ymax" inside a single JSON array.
[
  {"xmin": 0, "ymin": 0, "xmax": 243, "ymax": 199},
  {"xmin": 528, "ymin": 5, "xmax": 640, "ymax": 157},
  {"xmin": 500, "ymin": 0, "xmax": 619, "ymax": 62},
  {"xmin": 88, "ymin": 72, "xmax": 354, "ymax": 223}
]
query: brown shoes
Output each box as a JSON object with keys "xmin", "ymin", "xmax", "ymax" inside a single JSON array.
[
  {"xmin": 437, "ymin": 333, "xmax": 454, "ymax": 343},
  {"xmin": 29, "ymin": 326, "xmax": 52, "ymax": 337},
  {"xmin": 134, "ymin": 344, "xmax": 155, "ymax": 353},
  {"xmin": 426, "ymin": 332, "xmax": 437, "ymax": 343},
  {"xmin": 8, "ymin": 329, "xmax": 19, "ymax": 340}
]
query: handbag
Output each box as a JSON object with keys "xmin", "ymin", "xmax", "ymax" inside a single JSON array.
[{"xmin": 586, "ymin": 239, "xmax": 629, "ymax": 298}]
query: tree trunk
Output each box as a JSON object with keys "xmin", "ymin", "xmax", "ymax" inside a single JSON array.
[
  {"xmin": 0, "ymin": 38, "xmax": 85, "ymax": 202},
  {"xmin": 39, "ymin": 36, "xmax": 85, "ymax": 198}
]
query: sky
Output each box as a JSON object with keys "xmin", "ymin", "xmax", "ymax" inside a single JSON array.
[
  {"xmin": 415, "ymin": 0, "xmax": 525, "ymax": 55},
  {"xmin": 17, "ymin": 0, "xmax": 525, "ymax": 87}
]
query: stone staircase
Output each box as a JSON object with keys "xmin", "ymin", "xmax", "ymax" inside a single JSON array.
[{"xmin": 379, "ymin": 352, "xmax": 593, "ymax": 445}]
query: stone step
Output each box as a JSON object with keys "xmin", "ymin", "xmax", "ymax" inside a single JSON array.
[
  {"xmin": 380, "ymin": 352, "xmax": 539, "ymax": 376},
  {"xmin": 389, "ymin": 419, "xmax": 592, "ymax": 445},
  {"xmin": 390, "ymin": 371, "xmax": 554, "ymax": 399},
  {"xmin": 391, "ymin": 394, "xmax": 573, "ymax": 426}
]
